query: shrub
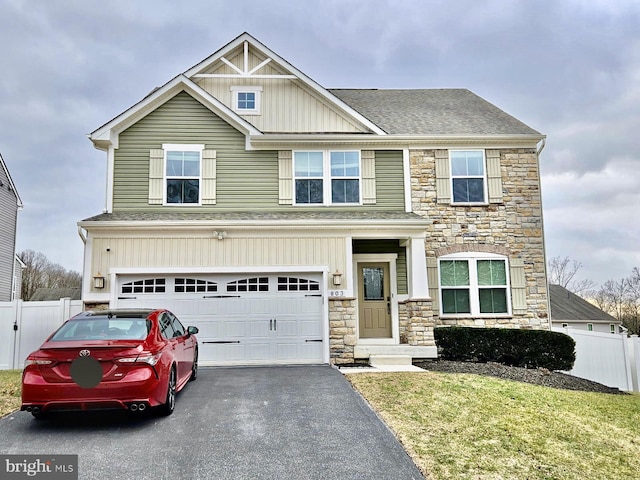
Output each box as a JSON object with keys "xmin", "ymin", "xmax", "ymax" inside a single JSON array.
[{"xmin": 434, "ymin": 327, "xmax": 576, "ymax": 371}]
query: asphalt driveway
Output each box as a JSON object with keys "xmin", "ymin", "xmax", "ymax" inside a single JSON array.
[{"xmin": 0, "ymin": 366, "xmax": 424, "ymax": 479}]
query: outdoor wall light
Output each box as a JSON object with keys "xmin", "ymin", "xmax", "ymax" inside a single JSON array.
[
  {"xmin": 213, "ymin": 231, "xmax": 227, "ymax": 240},
  {"xmin": 332, "ymin": 270, "xmax": 343, "ymax": 286},
  {"xmin": 93, "ymin": 273, "xmax": 105, "ymax": 289}
]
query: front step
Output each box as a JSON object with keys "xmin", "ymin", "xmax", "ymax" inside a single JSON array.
[{"xmin": 369, "ymin": 354, "xmax": 412, "ymax": 367}]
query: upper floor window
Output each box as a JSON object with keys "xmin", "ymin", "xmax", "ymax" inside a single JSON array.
[
  {"xmin": 439, "ymin": 253, "xmax": 510, "ymax": 316},
  {"xmin": 294, "ymin": 150, "xmax": 360, "ymax": 205},
  {"xmin": 231, "ymin": 86, "xmax": 262, "ymax": 115},
  {"xmin": 450, "ymin": 150, "xmax": 487, "ymax": 204},
  {"xmin": 163, "ymin": 144, "xmax": 203, "ymax": 205}
]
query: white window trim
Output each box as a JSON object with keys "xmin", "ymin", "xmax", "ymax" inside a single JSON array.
[
  {"xmin": 587, "ymin": 323, "xmax": 594, "ymax": 332},
  {"xmin": 292, "ymin": 150, "xmax": 362, "ymax": 206},
  {"xmin": 449, "ymin": 149, "xmax": 488, "ymax": 205},
  {"xmin": 162, "ymin": 144, "xmax": 204, "ymax": 206},
  {"xmin": 438, "ymin": 251, "xmax": 512, "ymax": 318},
  {"xmin": 610, "ymin": 324, "xmax": 616, "ymax": 334},
  {"xmin": 230, "ymin": 86, "xmax": 262, "ymax": 115}
]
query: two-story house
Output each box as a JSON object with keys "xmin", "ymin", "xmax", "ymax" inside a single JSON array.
[
  {"xmin": 80, "ymin": 32, "xmax": 548, "ymax": 366},
  {"xmin": 0, "ymin": 153, "xmax": 23, "ymax": 301}
]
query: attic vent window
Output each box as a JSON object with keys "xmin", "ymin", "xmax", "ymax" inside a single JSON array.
[{"xmin": 231, "ymin": 86, "xmax": 262, "ymax": 115}]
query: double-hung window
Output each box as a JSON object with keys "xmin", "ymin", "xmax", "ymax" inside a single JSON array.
[
  {"xmin": 450, "ymin": 150, "xmax": 487, "ymax": 203},
  {"xmin": 439, "ymin": 253, "xmax": 510, "ymax": 316},
  {"xmin": 293, "ymin": 150, "xmax": 361, "ymax": 205},
  {"xmin": 294, "ymin": 151, "xmax": 324, "ymax": 204},
  {"xmin": 164, "ymin": 144, "xmax": 203, "ymax": 205}
]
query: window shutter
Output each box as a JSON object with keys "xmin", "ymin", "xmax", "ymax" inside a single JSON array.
[
  {"xmin": 426, "ymin": 257, "xmax": 440, "ymax": 312},
  {"xmin": 279, "ymin": 150, "xmax": 293, "ymax": 205},
  {"xmin": 435, "ymin": 150, "xmax": 450, "ymax": 204},
  {"xmin": 149, "ymin": 149, "xmax": 164, "ymax": 205},
  {"xmin": 361, "ymin": 150, "xmax": 376, "ymax": 204},
  {"xmin": 201, "ymin": 149, "xmax": 217, "ymax": 205},
  {"xmin": 510, "ymin": 257, "xmax": 527, "ymax": 314},
  {"xmin": 486, "ymin": 149, "xmax": 503, "ymax": 203}
]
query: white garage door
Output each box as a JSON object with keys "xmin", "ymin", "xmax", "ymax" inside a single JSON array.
[{"xmin": 115, "ymin": 273, "xmax": 325, "ymax": 366}]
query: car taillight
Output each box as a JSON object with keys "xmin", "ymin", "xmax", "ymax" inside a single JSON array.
[
  {"xmin": 24, "ymin": 359, "xmax": 53, "ymax": 367},
  {"xmin": 116, "ymin": 353, "xmax": 162, "ymax": 366}
]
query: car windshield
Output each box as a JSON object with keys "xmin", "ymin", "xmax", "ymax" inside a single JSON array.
[{"xmin": 49, "ymin": 317, "xmax": 151, "ymax": 341}]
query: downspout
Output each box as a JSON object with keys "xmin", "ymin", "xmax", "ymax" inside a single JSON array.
[
  {"xmin": 536, "ymin": 138, "xmax": 551, "ymax": 328},
  {"xmin": 77, "ymin": 225, "xmax": 87, "ymax": 244}
]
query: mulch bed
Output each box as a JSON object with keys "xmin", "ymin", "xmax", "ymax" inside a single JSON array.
[{"xmin": 413, "ymin": 360, "xmax": 625, "ymax": 395}]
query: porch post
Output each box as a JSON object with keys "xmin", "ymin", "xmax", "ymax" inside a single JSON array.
[{"xmin": 408, "ymin": 236, "xmax": 429, "ymax": 299}]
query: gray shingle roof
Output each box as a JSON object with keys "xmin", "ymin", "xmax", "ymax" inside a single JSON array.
[
  {"xmin": 81, "ymin": 210, "xmax": 426, "ymax": 223},
  {"xmin": 549, "ymin": 284, "xmax": 617, "ymax": 323},
  {"xmin": 329, "ymin": 89, "xmax": 541, "ymax": 136}
]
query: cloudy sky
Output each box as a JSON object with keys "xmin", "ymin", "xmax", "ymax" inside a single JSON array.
[{"xmin": 1, "ymin": 0, "xmax": 639, "ymax": 287}]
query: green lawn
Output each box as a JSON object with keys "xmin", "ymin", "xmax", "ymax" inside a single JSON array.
[
  {"xmin": 0, "ymin": 370, "xmax": 22, "ymax": 418},
  {"xmin": 348, "ymin": 371, "xmax": 640, "ymax": 480}
]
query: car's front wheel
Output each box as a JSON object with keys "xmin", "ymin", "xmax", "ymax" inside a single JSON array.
[{"xmin": 159, "ymin": 366, "xmax": 176, "ymax": 416}]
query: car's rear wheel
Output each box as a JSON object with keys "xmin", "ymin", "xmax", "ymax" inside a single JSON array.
[
  {"xmin": 159, "ymin": 366, "xmax": 176, "ymax": 416},
  {"xmin": 190, "ymin": 348, "xmax": 198, "ymax": 381}
]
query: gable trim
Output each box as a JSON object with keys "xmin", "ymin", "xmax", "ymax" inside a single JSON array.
[
  {"xmin": 183, "ymin": 33, "xmax": 387, "ymax": 136},
  {"xmin": 0, "ymin": 153, "xmax": 23, "ymax": 208},
  {"xmin": 89, "ymin": 75, "xmax": 262, "ymax": 151}
]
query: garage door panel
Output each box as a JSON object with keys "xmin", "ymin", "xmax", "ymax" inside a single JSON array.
[
  {"xmin": 298, "ymin": 320, "xmax": 323, "ymax": 337},
  {"xmin": 115, "ymin": 273, "xmax": 324, "ymax": 366},
  {"xmin": 247, "ymin": 320, "xmax": 270, "ymax": 338}
]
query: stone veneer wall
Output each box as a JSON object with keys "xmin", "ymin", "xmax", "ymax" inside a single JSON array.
[
  {"xmin": 329, "ymin": 298, "xmax": 357, "ymax": 364},
  {"xmin": 410, "ymin": 148, "xmax": 549, "ymax": 329},
  {"xmin": 400, "ymin": 300, "xmax": 436, "ymax": 345}
]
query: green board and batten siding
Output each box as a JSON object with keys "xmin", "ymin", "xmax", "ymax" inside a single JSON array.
[{"xmin": 113, "ymin": 91, "xmax": 406, "ymax": 212}]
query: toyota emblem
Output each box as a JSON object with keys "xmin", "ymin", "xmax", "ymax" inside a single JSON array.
[{"xmin": 79, "ymin": 349, "xmax": 91, "ymax": 357}]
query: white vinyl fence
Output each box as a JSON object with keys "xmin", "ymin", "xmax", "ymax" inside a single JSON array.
[
  {"xmin": 553, "ymin": 327, "xmax": 640, "ymax": 392},
  {"xmin": 0, "ymin": 299, "xmax": 82, "ymax": 370}
]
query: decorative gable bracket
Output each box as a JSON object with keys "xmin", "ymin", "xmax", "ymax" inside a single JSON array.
[{"xmin": 192, "ymin": 41, "xmax": 296, "ymax": 80}]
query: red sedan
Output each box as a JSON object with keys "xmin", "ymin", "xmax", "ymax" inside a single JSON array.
[{"xmin": 21, "ymin": 309, "xmax": 198, "ymax": 418}]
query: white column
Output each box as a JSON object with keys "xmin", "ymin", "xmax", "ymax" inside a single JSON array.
[{"xmin": 408, "ymin": 237, "xmax": 429, "ymax": 298}]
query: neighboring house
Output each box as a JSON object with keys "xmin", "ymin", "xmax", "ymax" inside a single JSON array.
[
  {"xmin": 0, "ymin": 153, "xmax": 23, "ymax": 301},
  {"xmin": 80, "ymin": 32, "xmax": 548, "ymax": 366},
  {"xmin": 29, "ymin": 288, "xmax": 82, "ymax": 301},
  {"xmin": 549, "ymin": 284, "xmax": 622, "ymax": 334}
]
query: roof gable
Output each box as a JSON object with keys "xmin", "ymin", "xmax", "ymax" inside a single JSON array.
[
  {"xmin": 0, "ymin": 153, "xmax": 23, "ymax": 208},
  {"xmin": 183, "ymin": 32, "xmax": 385, "ymax": 135},
  {"xmin": 90, "ymin": 75, "xmax": 261, "ymax": 150}
]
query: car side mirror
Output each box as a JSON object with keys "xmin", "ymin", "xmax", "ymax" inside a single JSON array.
[{"xmin": 187, "ymin": 326, "xmax": 199, "ymax": 336}]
